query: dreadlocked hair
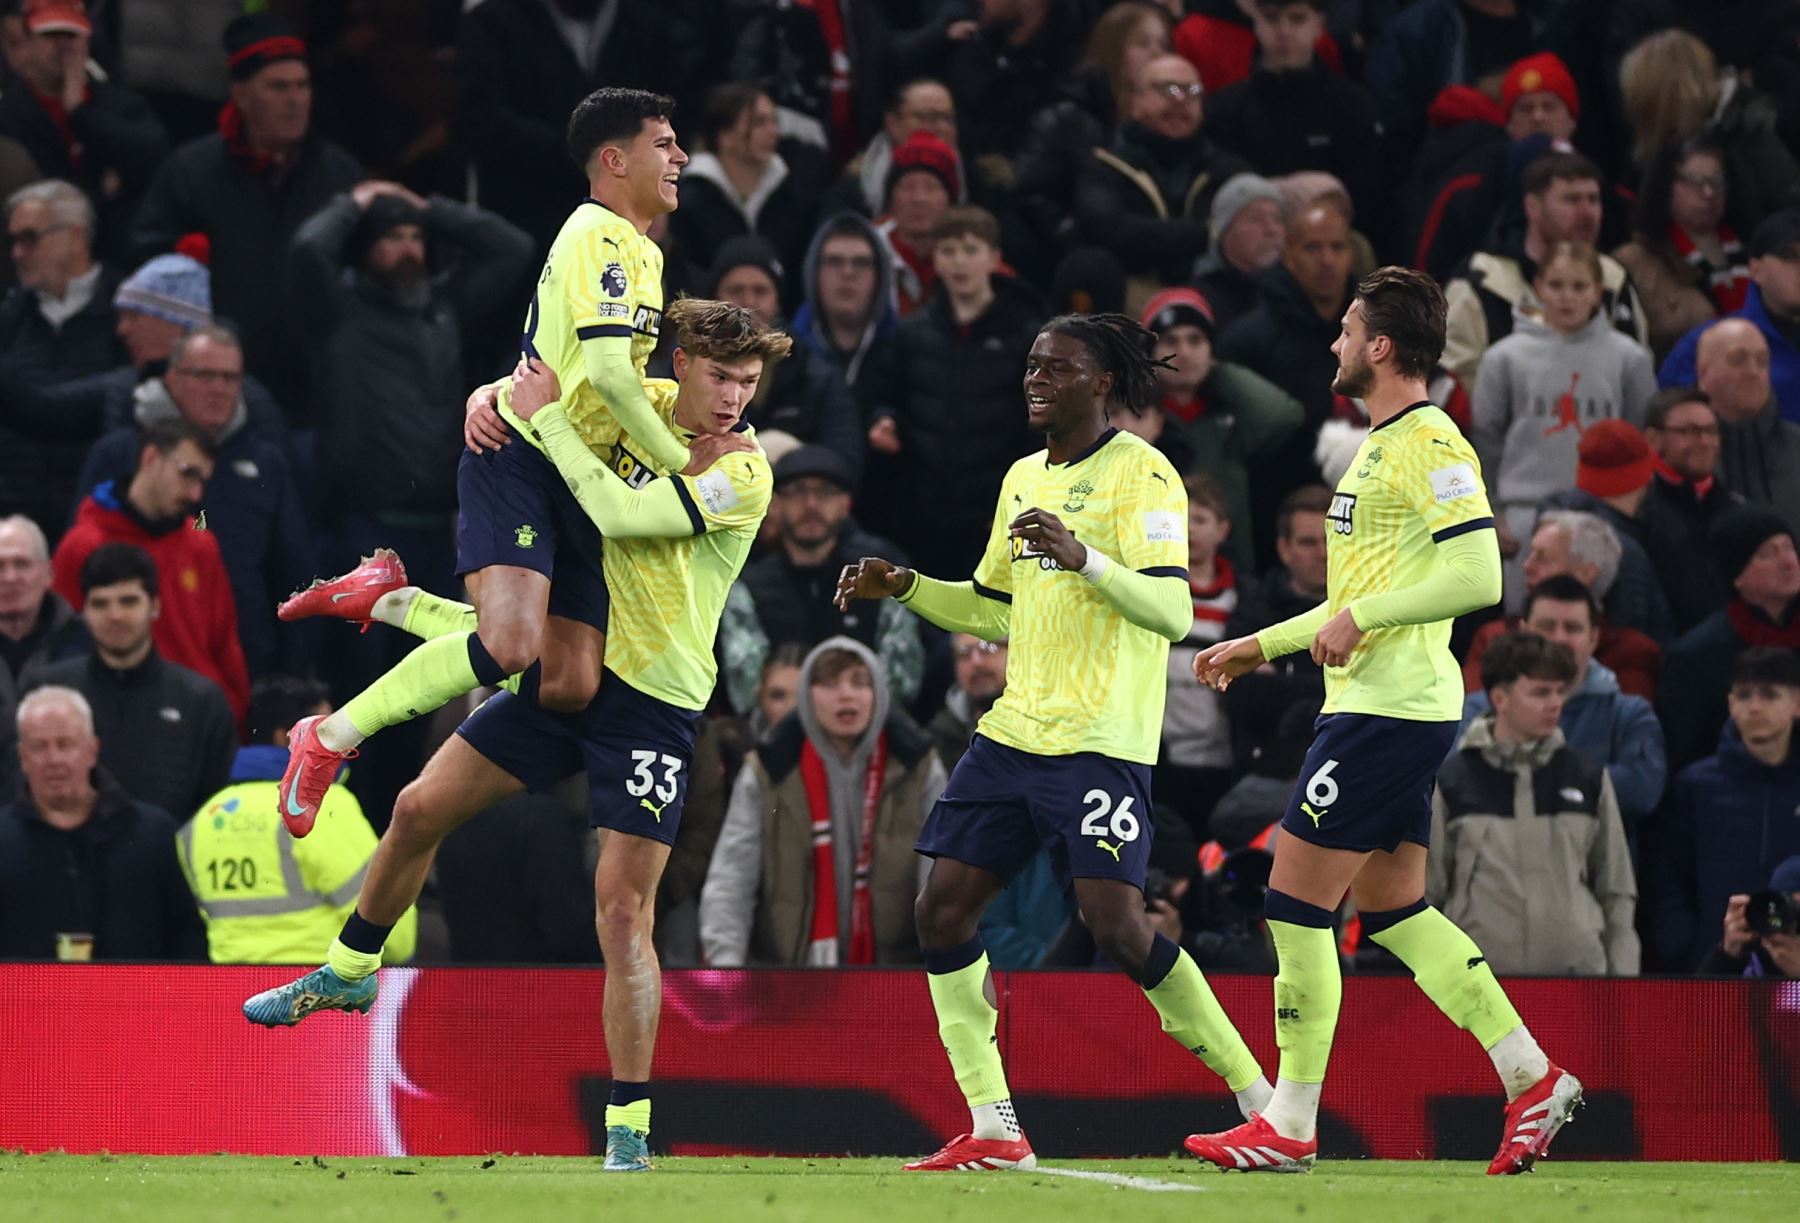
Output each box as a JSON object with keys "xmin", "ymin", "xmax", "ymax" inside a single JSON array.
[{"xmin": 1041, "ymin": 312, "xmax": 1173, "ymax": 414}]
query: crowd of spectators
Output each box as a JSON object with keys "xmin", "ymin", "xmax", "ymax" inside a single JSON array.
[{"xmin": 4, "ymin": 0, "xmax": 1800, "ymax": 979}]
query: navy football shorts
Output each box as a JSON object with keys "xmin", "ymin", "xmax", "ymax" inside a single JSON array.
[
  {"xmin": 454, "ymin": 439, "xmax": 609, "ymax": 631},
  {"xmin": 1279, "ymin": 713, "xmax": 1460, "ymax": 853},
  {"xmin": 455, "ymin": 669, "xmax": 700, "ymax": 846},
  {"xmin": 916, "ymin": 734, "xmax": 1156, "ymax": 889}
]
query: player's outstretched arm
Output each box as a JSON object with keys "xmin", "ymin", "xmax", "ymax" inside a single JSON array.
[
  {"xmin": 835, "ymin": 557, "xmax": 1010, "ymax": 641},
  {"xmin": 583, "ymin": 336, "xmax": 693, "ymax": 471}
]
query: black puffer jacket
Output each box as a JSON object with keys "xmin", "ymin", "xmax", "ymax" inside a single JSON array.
[
  {"xmin": 0, "ymin": 266, "xmax": 127, "ymax": 538},
  {"xmin": 1013, "ymin": 65, "xmax": 1115, "ymax": 257},
  {"xmin": 862, "ymin": 276, "xmax": 1045, "ymax": 577},
  {"xmin": 1073, "ymin": 124, "xmax": 1248, "ymax": 284}
]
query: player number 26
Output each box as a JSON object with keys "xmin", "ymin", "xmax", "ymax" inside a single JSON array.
[
  {"xmin": 1305, "ymin": 759, "xmax": 1341, "ymax": 808},
  {"xmin": 1078, "ymin": 789, "xmax": 1141, "ymax": 842},
  {"xmin": 625, "ymin": 750, "xmax": 682, "ymax": 804}
]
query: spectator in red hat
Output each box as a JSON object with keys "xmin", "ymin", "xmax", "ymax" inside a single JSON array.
[
  {"xmin": 0, "ymin": 0, "xmax": 167, "ymax": 265},
  {"xmin": 874, "ymin": 129, "xmax": 959, "ymax": 317},
  {"xmin": 1471, "ymin": 240, "xmax": 1656, "ymax": 589},
  {"xmin": 1072, "ymin": 52, "xmax": 1247, "ymax": 300},
  {"xmin": 130, "ymin": 14, "xmax": 363, "ymax": 428},
  {"xmin": 1501, "ymin": 52, "xmax": 1578, "ymax": 143},
  {"xmin": 1129, "ymin": 286, "xmax": 1301, "ymax": 574}
]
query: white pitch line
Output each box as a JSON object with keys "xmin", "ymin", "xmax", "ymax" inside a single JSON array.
[{"xmin": 1032, "ymin": 1167, "xmax": 1204, "ymax": 1193}]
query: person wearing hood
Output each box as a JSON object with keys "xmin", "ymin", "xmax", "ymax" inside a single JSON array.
[
  {"xmin": 1442, "ymin": 150, "xmax": 1649, "ymax": 395},
  {"xmin": 129, "ymin": 15, "xmax": 363, "ymax": 426},
  {"xmin": 1660, "ymin": 508, "xmax": 1800, "ymax": 770},
  {"xmin": 700, "ymin": 636, "xmax": 945, "ymax": 967},
  {"xmin": 70, "ymin": 322, "xmax": 312, "ymax": 681},
  {"xmin": 0, "ymin": 684, "xmax": 205, "ymax": 961},
  {"xmin": 705, "ymin": 234, "xmax": 865, "ymax": 485},
  {"xmin": 1072, "ymin": 53, "xmax": 1249, "ymax": 301},
  {"xmin": 1429, "ymin": 631, "xmax": 1639, "ymax": 976},
  {"xmin": 177, "ymin": 675, "xmax": 416, "ymax": 966},
  {"xmin": 860, "ymin": 204, "xmax": 1043, "ymax": 579},
  {"xmin": 50, "ymin": 416, "xmax": 248, "ymax": 723},
  {"xmin": 1471, "ymin": 241, "xmax": 1656, "ymax": 587},
  {"xmin": 1458, "ymin": 575, "xmax": 1665, "ymax": 833},
  {"xmin": 668, "ymin": 82, "xmax": 826, "ymax": 301},
  {"xmin": 790, "ymin": 211, "xmax": 898, "ymax": 401},
  {"xmin": 1650, "ymin": 646, "xmax": 1800, "ymax": 970}
]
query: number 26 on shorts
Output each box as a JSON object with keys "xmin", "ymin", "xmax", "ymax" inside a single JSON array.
[{"xmin": 1078, "ymin": 789, "xmax": 1141, "ymax": 841}]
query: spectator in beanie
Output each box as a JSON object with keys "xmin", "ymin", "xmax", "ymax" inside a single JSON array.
[
  {"xmin": 1203, "ymin": 0, "xmax": 1382, "ymax": 228},
  {"xmin": 1460, "ymin": 576, "xmax": 1666, "ymax": 832},
  {"xmin": 860, "ymin": 205, "xmax": 1042, "ymax": 578},
  {"xmin": 1192, "ymin": 172, "xmax": 1287, "ymax": 335},
  {"xmin": 130, "ymin": 14, "xmax": 362, "ymax": 427},
  {"xmin": 1613, "ymin": 137, "xmax": 1751, "ymax": 362},
  {"xmin": 1651, "ymin": 647, "xmax": 1800, "ymax": 970},
  {"xmin": 51, "ymin": 417, "xmax": 248, "ymax": 722},
  {"xmin": 874, "ymin": 129, "xmax": 957, "ymax": 317},
  {"xmin": 670, "ymin": 82, "xmax": 827, "ymax": 298},
  {"xmin": 0, "ymin": 179, "xmax": 123, "ymax": 537},
  {"xmin": 33, "ymin": 541, "xmax": 235, "ymax": 823},
  {"xmin": 1695, "ymin": 319, "xmax": 1800, "ymax": 534},
  {"xmin": 789, "ymin": 212, "xmax": 897, "ymax": 402},
  {"xmin": 0, "ymin": 0, "xmax": 168, "ymax": 264},
  {"xmin": 1072, "ymin": 53, "xmax": 1248, "ymax": 299},
  {"xmin": 1133, "ymin": 286, "xmax": 1301, "ymax": 574},
  {"xmin": 1662, "ymin": 210, "xmax": 1800, "ymax": 422},
  {"xmin": 829, "ymin": 78, "xmax": 966, "ymax": 220},
  {"xmin": 1443, "ymin": 151, "xmax": 1649, "ymax": 395},
  {"xmin": 1641, "ymin": 388, "xmax": 1743, "ymax": 633},
  {"xmin": 1661, "ymin": 507, "xmax": 1800, "ymax": 769},
  {"xmin": 705, "ymin": 235, "xmax": 865, "ymax": 485},
  {"xmin": 71, "ymin": 323, "xmax": 312, "ymax": 681}
]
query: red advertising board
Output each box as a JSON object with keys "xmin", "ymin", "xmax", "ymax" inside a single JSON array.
[{"xmin": 2, "ymin": 966, "xmax": 1793, "ymax": 1159}]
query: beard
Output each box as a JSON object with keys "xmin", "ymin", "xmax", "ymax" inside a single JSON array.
[{"xmin": 1332, "ymin": 352, "xmax": 1375, "ymax": 399}]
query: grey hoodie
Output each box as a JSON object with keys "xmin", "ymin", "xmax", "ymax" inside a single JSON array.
[
  {"xmin": 792, "ymin": 211, "xmax": 897, "ymax": 388},
  {"xmin": 700, "ymin": 635, "xmax": 944, "ymax": 966},
  {"xmin": 1471, "ymin": 307, "xmax": 1657, "ymax": 507}
]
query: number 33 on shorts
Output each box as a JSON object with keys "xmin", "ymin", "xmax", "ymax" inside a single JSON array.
[
  {"xmin": 1079, "ymin": 788, "xmax": 1141, "ymax": 861},
  {"xmin": 1301, "ymin": 759, "xmax": 1340, "ymax": 826},
  {"xmin": 625, "ymin": 749, "xmax": 683, "ymax": 822}
]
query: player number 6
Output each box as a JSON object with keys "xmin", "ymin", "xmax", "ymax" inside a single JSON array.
[
  {"xmin": 1078, "ymin": 789, "xmax": 1141, "ymax": 842},
  {"xmin": 1305, "ymin": 759, "xmax": 1341, "ymax": 807}
]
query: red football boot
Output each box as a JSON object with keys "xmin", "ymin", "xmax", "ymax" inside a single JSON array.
[
  {"xmin": 1488, "ymin": 1064, "xmax": 1583, "ymax": 1175},
  {"xmin": 903, "ymin": 1133, "xmax": 1037, "ymax": 1171},
  {"xmin": 278, "ymin": 715, "xmax": 353, "ymax": 838},
  {"xmin": 278, "ymin": 548, "xmax": 408, "ymax": 630},
  {"xmin": 1184, "ymin": 1113, "xmax": 1317, "ymax": 1172}
]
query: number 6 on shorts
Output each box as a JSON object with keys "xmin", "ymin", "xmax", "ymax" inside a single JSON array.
[{"xmin": 1305, "ymin": 759, "xmax": 1341, "ymax": 807}]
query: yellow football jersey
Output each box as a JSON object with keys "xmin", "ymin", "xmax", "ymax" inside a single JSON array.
[
  {"xmin": 1324, "ymin": 402, "xmax": 1496, "ymax": 720},
  {"xmin": 601, "ymin": 398, "xmax": 772, "ymax": 712},
  {"xmin": 969, "ymin": 429, "xmax": 1188, "ymax": 764},
  {"xmin": 500, "ymin": 198, "xmax": 664, "ymax": 455}
]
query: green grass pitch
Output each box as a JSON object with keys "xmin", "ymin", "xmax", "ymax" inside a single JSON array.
[{"xmin": 2, "ymin": 1156, "xmax": 1797, "ymax": 1222}]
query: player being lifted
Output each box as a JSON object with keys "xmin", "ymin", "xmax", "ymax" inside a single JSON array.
[
  {"xmin": 836, "ymin": 314, "xmax": 1272, "ymax": 1172},
  {"xmin": 275, "ymin": 87, "xmax": 743, "ymax": 835},
  {"xmin": 1185, "ymin": 268, "xmax": 1580, "ymax": 1175},
  {"xmin": 247, "ymin": 300, "xmax": 783, "ymax": 1172}
]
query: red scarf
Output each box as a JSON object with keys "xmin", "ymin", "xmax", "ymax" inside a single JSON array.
[
  {"xmin": 796, "ymin": 0, "xmax": 856, "ymax": 164},
  {"xmin": 1727, "ymin": 598, "xmax": 1800, "ymax": 648},
  {"xmin": 30, "ymin": 85, "xmax": 86, "ymax": 168},
  {"xmin": 800, "ymin": 732, "xmax": 889, "ymax": 965},
  {"xmin": 218, "ymin": 101, "xmax": 290, "ymax": 178},
  {"xmin": 1668, "ymin": 222, "xmax": 1750, "ymax": 314},
  {"xmin": 1190, "ymin": 554, "xmax": 1235, "ymax": 624},
  {"xmin": 1163, "ymin": 392, "xmax": 1206, "ymax": 425}
]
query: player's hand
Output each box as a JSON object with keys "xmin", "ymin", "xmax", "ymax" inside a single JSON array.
[
  {"xmin": 1311, "ymin": 608, "xmax": 1365, "ymax": 667},
  {"xmin": 509, "ymin": 357, "xmax": 561, "ymax": 421},
  {"xmin": 868, "ymin": 417, "xmax": 901, "ymax": 455},
  {"xmin": 1764, "ymin": 931, "xmax": 1800, "ymax": 976},
  {"xmin": 1722, "ymin": 894, "xmax": 1759, "ymax": 957},
  {"xmin": 834, "ymin": 557, "xmax": 914, "ymax": 610},
  {"xmin": 1192, "ymin": 635, "xmax": 1265, "ymax": 691},
  {"xmin": 1009, "ymin": 507, "xmax": 1086, "ymax": 572},
  {"xmin": 464, "ymin": 381, "xmax": 509, "ymax": 452},
  {"xmin": 681, "ymin": 431, "xmax": 756, "ymax": 476}
]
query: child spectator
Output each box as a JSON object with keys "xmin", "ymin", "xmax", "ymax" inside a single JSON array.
[
  {"xmin": 1160, "ymin": 474, "xmax": 1238, "ymax": 837},
  {"xmin": 1473, "ymin": 241, "xmax": 1657, "ymax": 571},
  {"xmin": 1430, "ymin": 632, "xmax": 1639, "ymax": 977}
]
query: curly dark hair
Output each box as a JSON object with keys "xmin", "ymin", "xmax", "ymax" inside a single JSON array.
[{"xmin": 1040, "ymin": 312, "xmax": 1171, "ymax": 414}]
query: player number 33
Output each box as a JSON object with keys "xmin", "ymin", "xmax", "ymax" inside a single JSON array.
[{"xmin": 625, "ymin": 750, "xmax": 682, "ymax": 804}]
